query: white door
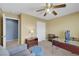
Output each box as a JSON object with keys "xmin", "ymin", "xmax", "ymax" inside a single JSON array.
[{"xmin": 36, "ymin": 21, "xmax": 46, "ymax": 42}]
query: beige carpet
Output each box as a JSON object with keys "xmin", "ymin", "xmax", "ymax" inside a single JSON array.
[
  {"xmin": 37, "ymin": 40, "xmax": 78, "ymax": 56},
  {"xmin": 6, "ymin": 40, "xmax": 18, "ymax": 48}
]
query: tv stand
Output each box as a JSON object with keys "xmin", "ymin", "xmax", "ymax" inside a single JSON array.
[
  {"xmin": 25, "ymin": 38, "xmax": 38, "ymax": 49},
  {"xmin": 52, "ymin": 40, "xmax": 79, "ymax": 55}
]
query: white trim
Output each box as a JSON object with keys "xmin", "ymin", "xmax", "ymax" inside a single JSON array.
[
  {"xmin": 18, "ymin": 19, "xmax": 21, "ymax": 44},
  {"xmin": 5, "ymin": 16, "xmax": 19, "ymax": 20},
  {"xmin": 3, "ymin": 13, "xmax": 6, "ymax": 48}
]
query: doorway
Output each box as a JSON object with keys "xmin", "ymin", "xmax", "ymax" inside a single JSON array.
[
  {"xmin": 1, "ymin": 14, "xmax": 20, "ymax": 48},
  {"xmin": 6, "ymin": 18, "xmax": 19, "ymax": 48}
]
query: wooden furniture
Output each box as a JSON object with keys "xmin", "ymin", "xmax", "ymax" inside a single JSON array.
[
  {"xmin": 71, "ymin": 37, "xmax": 79, "ymax": 41},
  {"xmin": 25, "ymin": 38, "xmax": 38, "ymax": 48},
  {"xmin": 52, "ymin": 40, "xmax": 79, "ymax": 55},
  {"xmin": 48, "ymin": 34, "xmax": 58, "ymax": 42}
]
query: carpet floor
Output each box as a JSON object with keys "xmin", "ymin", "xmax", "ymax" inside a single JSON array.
[{"xmin": 37, "ymin": 40, "xmax": 78, "ymax": 56}]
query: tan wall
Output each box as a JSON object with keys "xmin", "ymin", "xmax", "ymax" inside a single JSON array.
[
  {"xmin": 46, "ymin": 12, "xmax": 79, "ymax": 41},
  {"xmin": 1, "ymin": 11, "xmax": 79, "ymax": 45},
  {"xmin": 0, "ymin": 11, "xmax": 46, "ymax": 45},
  {"xmin": 0, "ymin": 13, "xmax": 2, "ymax": 45},
  {"xmin": 0, "ymin": 12, "xmax": 3, "ymax": 45},
  {"xmin": 20, "ymin": 13, "xmax": 45, "ymax": 44}
]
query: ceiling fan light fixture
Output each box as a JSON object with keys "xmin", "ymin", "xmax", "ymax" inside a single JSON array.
[
  {"xmin": 46, "ymin": 8, "xmax": 51, "ymax": 14},
  {"xmin": 46, "ymin": 8, "xmax": 50, "ymax": 12}
]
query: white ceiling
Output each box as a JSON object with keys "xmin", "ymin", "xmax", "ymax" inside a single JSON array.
[{"xmin": 0, "ymin": 3, "xmax": 79, "ymax": 20}]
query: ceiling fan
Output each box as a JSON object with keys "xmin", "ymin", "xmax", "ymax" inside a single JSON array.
[{"xmin": 36, "ymin": 3, "xmax": 66, "ymax": 16}]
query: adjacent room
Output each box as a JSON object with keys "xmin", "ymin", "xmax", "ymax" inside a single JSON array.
[
  {"xmin": 6, "ymin": 18, "xmax": 18, "ymax": 48},
  {"xmin": 0, "ymin": 3, "xmax": 79, "ymax": 56}
]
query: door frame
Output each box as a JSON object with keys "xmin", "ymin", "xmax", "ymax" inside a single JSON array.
[{"xmin": 2, "ymin": 13, "xmax": 20, "ymax": 48}]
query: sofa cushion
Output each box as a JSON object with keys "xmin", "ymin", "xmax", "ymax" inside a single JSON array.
[
  {"xmin": 14, "ymin": 49, "xmax": 31, "ymax": 56},
  {"xmin": 0, "ymin": 45, "xmax": 9, "ymax": 56},
  {"xmin": 7, "ymin": 44, "xmax": 27, "ymax": 56}
]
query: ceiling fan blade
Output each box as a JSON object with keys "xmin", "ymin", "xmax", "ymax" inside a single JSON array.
[
  {"xmin": 44, "ymin": 12, "xmax": 47, "ymax": 16},
  {"xmin": 52, "ymin": 11, "xmax": 57, "ymax": 15},
  {"xmin": 36, "ymin": 8, "xmax": 45, "ymax": 12},
  {"xmin": 53, "ymin": 4, "xmax": 66, "ymax": 8},
  {"xmin": 45, "ymin": 3, "xmax": 53, "ymax": 8},
  {"xmin": 46, "ymin": 3, "xmax": 48, "ymax": 7}
]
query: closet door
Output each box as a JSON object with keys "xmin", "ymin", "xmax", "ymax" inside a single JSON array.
[{"xmin": 36, "ymin": 21, "xmax": 46, "ymax": 42}]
